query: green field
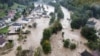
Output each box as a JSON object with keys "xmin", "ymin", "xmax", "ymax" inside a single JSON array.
[
  {"xmin": 0, "ymin": 10, "xmax": 6, "ymax": 18},
  {"xmin": 0, "ymin": 26, "xmax": 9, "ymax": 33},
  {"xmin": 11, "ymin": 3, "xmax": 26, "ymax": 9}
]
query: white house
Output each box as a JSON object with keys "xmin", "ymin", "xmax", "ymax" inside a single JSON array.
[
  {"xmin": 4, "ymin": 17, "xmax": 12, "ymax": 24},
  {"xmin": 12, "ymin": 23, "xmax": 22, "ymax": 31},
  {"xmin": 21, "ymin": 18, "xmax": 31, "ymax": 24}
]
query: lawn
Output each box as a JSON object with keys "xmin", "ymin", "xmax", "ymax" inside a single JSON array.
[
  {"xmin": 11, "ymin": 3, "xmax": 26, "ymax": 9},
  {"xmin": 0, "ymin": 10, "xmax": 6, "ymax": 18},
  {"xmin": 0, "ymin": 26, "xmax": 9, "ymax": 33}
]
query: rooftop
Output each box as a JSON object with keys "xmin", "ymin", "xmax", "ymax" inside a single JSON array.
[
  {"xmin": 81, "ymin": 50, "xmax": 93, "ymax": 56},
  {"xmin": 12, "ymin": 23, "xmax": 22, "ymax": 26}
]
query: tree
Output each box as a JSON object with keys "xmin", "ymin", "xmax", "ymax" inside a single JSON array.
[
  {"xmin": 70, "ymin": 11, "xmax": 88, "ymax": 29},
  {"xmin": 54, "ymin": 3, "xmax": 64, "ymax": 19},
  {"xmin": 17, "ymin": 46, "xmax": 22, "ymax": 51},
  {"xmin": 43, "ymin": 28, "xmax": 52, "ymax": 40},
  {"xmin": 12, "ymin": 12, "xmax": 21, "ymax": 21},
  {"xmin": 28, "ymin": 25, "xmax": 32, "ymax": 28},
  {"xmin": 71, "ymin": 18, "xmax": 82, "ymax": 29},
  {"xmin": 34, "ymin": 47, "xmax": 42, "ymax": 56},
  {"xmin": 51, "ymin": 20, "xmax": 62, "ymax": 33},
  {"xmin": 81, "ymin": 26, "xmax": 98, "ymax": 41},
  {"xmin": 42, "ymin": 40, "xmax": 51, "ymax": 54},
  {"xmin": 22, "ymin": 9, "xmax": 27, "ymax": 16},
  {"xmin": 33, "ymin": 22, "xmax": 37, "ymax": 28},
  {"xmin": 57, "ymin": 8, "xmax": 64, "ymax": 19},
  {"xmin": 63, "ymin": 39, "xmax": 70, "ymax": 48},
  {"xmin": 49, "ymin": 13, "xmax": 55, "ymax": 25},
  {"xmin": 70, "ymin": 43, "xmax": 76, "ymax": 50}
]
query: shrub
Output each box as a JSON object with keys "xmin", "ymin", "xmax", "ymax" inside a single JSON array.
[
  {"xmin": 34, "ymin": 47, "xmax": 42, "ymax": 56},
  {"xmin": 43, "ymin": 28, "xmax": 52, "ymax": 40},
  {"xmin": 49, "ymin": 13, "xmax": 55, "ymax": 25},
  {"xmin": 25, "ymin": 30, "xmax": 31, "ymax": 34},
  {"xmin": 33, "ymin": 22, "xmax": 37, "ymax": 28},
  {"xmin": 42, "ymin": 40, "xmax": 51, "ymax": 54},
  {"xmin": 6, "ymin": 41, "xmax": 13, "ymax": 49},
  {"xmin": 16, "ymin": 50, "xmax": 30, "ymax": 56},
  {"xmin": 28, "ymin": 25, "xmax": 32, "ymax": 28},
  {"xmin": 17, "ymin": 46, "xmax": 22, "ymax": 51},
  {"xmin": 50, "ymin": 20, "xmax": 62, "ymax": 34},
  {"xmin": 63, "ymin": 39, "xmax": 70, "ymax": 48},
  {"xmin": 70, "ymin": 43, "xmax": 76, "ymax": 50},
  {"xmin": 81, "ymin": 26, "xmax": 98, "ymax": 41}
]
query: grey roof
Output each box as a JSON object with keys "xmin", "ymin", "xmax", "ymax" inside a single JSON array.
[
  {"xmin": 86, "ymin": 21, "xmax": 96, "ymax": 28},
  {"xmin": 0, "ymin": 21, "xmax": 5, "ymax": 27},
  {"xmin": 0, "ymin": 35, "xmax": 5, "ymax": 45},
  {"xmin": 81, "ymin": 50, "xmax": 93, "ymax": 56},
  {"xmin": 12, "ymin": 23, "xmax": 21, "ymax": 26},
  {"xmin": 22, "ymin": 18, "xmax": 29, "ymax": 21},
  {"xmin": 87, "ymin": 21, "xmax": 96, "ymax": 25}
]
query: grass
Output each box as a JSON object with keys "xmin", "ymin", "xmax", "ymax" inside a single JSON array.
[
  {"xmin": 0, "ymin": 26, "xmax": 9, "ymax": 33},
  {"xmin": 0, "ymin": 10, "xmax": 6, "ymax": 18},
  {"xmin": 11, "ymin": 3, "xmax": 26, "ymax": 9}
]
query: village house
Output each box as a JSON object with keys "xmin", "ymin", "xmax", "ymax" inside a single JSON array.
[
  {"xmin": 21, "ymin": 18, "xmax": 31, "ymax": 24},
  {"xmin": 3, "ymin": 16, "xmax": 12, "ymax": 24},
  {"xmin": 86, "ymin": 20, "xmax": 96, "ymax": 28},
  {"xmin": 8, "ymin": 10, "xmax": 16, "ymax": 19},
  {"xmin": 0, "ymin": 20, "xmax": 6, "ymax": 29},
  {"xmin": 12, "ymin": 23, "xmax": 22, "ymax": 31}
]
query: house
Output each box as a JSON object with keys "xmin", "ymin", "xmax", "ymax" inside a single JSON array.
[
  {"xmin": 3, "ymin": 16, "xmax": 12, "ymax": 23},
  {"xmin": 12, "ymin": 23, "xmax": 22, "ymax": 30},
  {"xmin": 8, "ymin": 10, "xmax": 16, "ymax": 19},
  {"xmin": 16, "ymin": 8, "xmax": 23, "ymax": 13},
  {"xmin": 0, "ymin": 35, "xmax": 6, "ymax": 47},
  {"xmin": 34, "ymin": 5, "xmax": 44, "ymax": 13},
  {"xmin": 42, "ymin": 11, "xmax": 47, "ymax": 15},
  {"xmin": 21, "ymin": 18, "xmax": 31, "ymax": 24},
  {"xmin": 81, "ymin": 50, "xmax": 93, "ymax": 56},
  {"xmin": 0, "ymin": 20, "xmax": 6, "ymax": 29},
  {"xmin": 86, "ymin": 20, "xmax": 96, "ymax": 28}
]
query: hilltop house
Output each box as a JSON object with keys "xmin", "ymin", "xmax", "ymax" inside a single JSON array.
[{"xmin": 0, "ymin": 35, "xmax": 6, "ymax": 47}]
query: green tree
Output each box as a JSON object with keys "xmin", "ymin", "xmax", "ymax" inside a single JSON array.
[
  {"xmin": 70, "ymin": 43, "xmax": 76, "ymax": 50},
  {"xmin": 63, "ymin": 39, "xmax": 70, "ymax": 48},
  {"xmin": 81, "ymin": 26, "xmax": 98, "ymax": 41},
  {"xmin": 43, "ymin": 28, "xmax": 52, "ymax": 40},
  {"xmin": 17, "ymin": 46, "xmax": 22, "ymax": 51},
  {"xmin": 42, "ymin": 40, "xmax": 51, "ymax": 54}
]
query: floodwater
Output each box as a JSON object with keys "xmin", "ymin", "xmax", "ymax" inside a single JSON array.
[
  {"xmin": 2, "ymin": 3, "xmax": 91, "ymax": 56},
  {"xmin": 45, "ymin": 6, "xmax": 91, "ymax": 56}
]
